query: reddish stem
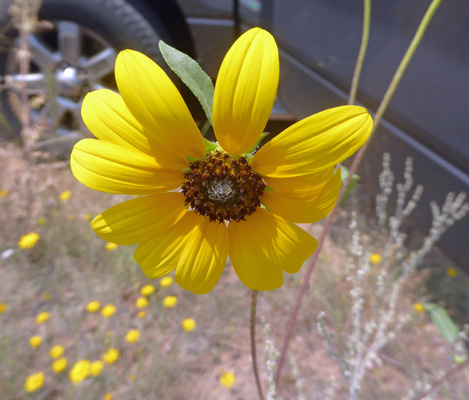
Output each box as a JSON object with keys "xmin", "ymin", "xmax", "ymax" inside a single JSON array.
[
  {"xmin": 274, "ymin": 0, "xmax": 443, "ymax": 386},
  {"xmin": 414, "ymin": 358, "xmax": 469, "ymax": 400},
  {"xmin": 274, "ymin": 143, "xmax": 368, "ymax": 386}
]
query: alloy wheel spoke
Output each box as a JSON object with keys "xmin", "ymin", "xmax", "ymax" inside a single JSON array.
[
  {"xmin": 31, "ymin": 100, "xmax": 52, "ymax": 125},
  {"xmin": 6, "ymin": 72, "xmax": 49, "ymax": 94},
  {"xmin": 56, "ymin": 96, "xmax": 81, "ymax": 118},
  {"xmin": 40, "ymin": 96, "xmax": 81, "ymax": 131},
  {"xmin": 57, "ymin": 21, "xmax": 82, "ymax": 65},
  {"xmin": 27, "ymin": 34, "xmax": 59, "ymax": 71},
  {"xmin": 7, "ymin": 21, "xmax": 118, "ymax": 140},
  {"xmin": 68, "ymin": 100, "xmax": 85, "ymax": 128},
  {"xmin": 82, "ymin": 47, "xmax": 117, "ymax": 81}
]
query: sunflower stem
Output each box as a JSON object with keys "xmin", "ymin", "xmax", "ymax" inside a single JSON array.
[
  {"xmin": 274, "ymin": 0, "xmax": 444, "ymax": 387},
  {"xmin": 250, "ymin": 289, "xmax": 265, "ymax": 400},
  {"xmin": 348, "ymin": 0, "xmax": 371, "ymax": 105}
]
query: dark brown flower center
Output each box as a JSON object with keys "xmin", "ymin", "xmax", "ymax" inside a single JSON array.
[{"xmin": 181, "ymin": 151, "xmax": 265, "ymax": 223}]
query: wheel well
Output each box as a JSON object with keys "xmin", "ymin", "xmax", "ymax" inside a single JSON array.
[{"xmin": 125, "ymin": 0, "xmax": 196, "ymax": 58}]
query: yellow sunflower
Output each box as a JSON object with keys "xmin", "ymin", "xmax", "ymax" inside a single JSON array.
[{"xmin": 71, "ymin": 28, "xmax": 372, "ymax": 294}]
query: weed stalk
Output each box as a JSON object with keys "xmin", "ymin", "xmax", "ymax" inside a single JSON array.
[{"xmin": 274, "ymin": 0, "xmax": 445, "ymax": 386}]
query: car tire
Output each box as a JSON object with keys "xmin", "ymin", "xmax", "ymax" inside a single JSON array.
[
  {"xmin": 0, "ymin": 0, "xmax": 170, "ymax": 154},
  {"xmin": 38, "ymin": 0, "xmax": 168, "ymax": 60}
]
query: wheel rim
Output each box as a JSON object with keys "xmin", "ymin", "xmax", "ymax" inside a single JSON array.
[{"xmin": 5, "ymin": 21, "xmax": 117, "ymax": 142}]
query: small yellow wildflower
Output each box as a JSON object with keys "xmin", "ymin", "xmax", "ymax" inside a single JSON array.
[
  {"xmin": 104, "ymin": 393, "xmax": 113, "ymax": 400},
  {"xmin": 138, "ymin": 311, "xmax": 146, "ymax": 318},
  {"xmin": 90, "ymin": 360, "xmax": 104, "ymax": 376},
  {"xmin": 219, "ymin": 370, "xmax": 236, "ymax": 389},
  {"xmin": 69, "ymin": 359, "xmax": 91, "ymax": 383},
  {"xmin": 125, "ymin": 329, "xmax": 140, "ymax": 343},
  {"xmin": 36, "ymin": 311, "xmax": 50, "ymax": 324},
  {"xmin": 453, "ymin": 354, "xmax": 468, "ymax": 365},
  {"xmin": 140, "ymin": 284, "xmax": 155, "ymax": 296},
  {"xmin": 60, "ymin": 190, "xmax": 71, "ymax": 201},
  {"xmin": 182, "ymin": 318, "xmax": 197, "ymax": 332},
  {"xmin": 84, "ymin": 213, "xmax": 92, "ymax": 220},
  {"xmin": 29, "ymin": 336, "xmax": 43, "ymax": 349},
  {"xmin": 369, "ymin": 253, "xmax": 382, "ymax": 264},
  {"xmin": 0, "ymin": 188, "xmax": 9, "ymax": 197},
  {"xmin": 0, "ymin": 303, "xmax": 7, "ymax": 313},
  {"xmin": 105, "ymin": 242, "xmax": 118, "ymax": 251},
  {"xmin": 42, "ymin": 293, "xmax": 51, "ymax": 300},
  {"xmin": 446, "ymin": 267, "xmax": 458, "ymax": 278},
  {"xmin": 413, "ymin": 303, "xmax": 425, "ymax": 313},
  {"xmin": 103, "ymin": 348, "xmax": 119, "ymax": 364},
  {"xmin": 135, "ymin": 297, "xmax": 149, "ymax": 309},
  {"xmin": 101, "ymin": 304, "xmax": 116, "ymax": 318},
  {"xmin": 87, "ymin": 300, "xmax": 101, "ymax": 313},
  {"xmin": 24, "ymin": 372, "xmax": 44, "ymax": 392},
  {"xmin": 160, "ymin": 276, "xmax": 174, "ymax": 288},
  {"xmin": 49, "ymin": 345, "xmax": 64, "ymax": 359},
  {"xmin": 163, "ymin": 296, "xmax": 177, "ymax": 308},
  {"xmin": 52, "ymin": 357, "xmax": 68, "ymax": 373},
  {"xmin": 38, "ymin": 218, "xmax": 46, "ymax": 225},
  {"xmin": 19, "ymin": 232, "xmax": 40, "ymax": 249}
]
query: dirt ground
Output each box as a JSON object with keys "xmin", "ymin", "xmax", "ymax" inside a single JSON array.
[{"xmin": 1, "ymin": 143, "xmax": 468, "ymax": 400}]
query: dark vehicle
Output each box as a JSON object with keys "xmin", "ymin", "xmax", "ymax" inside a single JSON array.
[
  {"xmin": 1, "ymin": 0, "xmax": 467, "ymax": 268},
  {"xmin": 0, "ymin": 0, "xmax": 197, "ymax": 145}
]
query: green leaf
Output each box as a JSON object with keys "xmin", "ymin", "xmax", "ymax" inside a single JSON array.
[
  {"xmin": 340, "ymin": 166, "xmax": 360, "ymax": 205},
  {"xmin": 424, "ymin": 303, "xmax": 460, "ymax": 344},
  {"xmin": 159, "ymin": 41, "xmax": 214, "ymax": 125}
]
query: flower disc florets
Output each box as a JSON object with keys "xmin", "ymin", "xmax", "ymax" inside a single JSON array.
[{"xmin": 182, "ymin": 151, "xmax": 265, "ymax": 223}]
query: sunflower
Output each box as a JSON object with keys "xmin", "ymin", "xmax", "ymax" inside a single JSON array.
[{"xmin": 71, "ymin": 28, "xmax": 372, "ymax": 294}]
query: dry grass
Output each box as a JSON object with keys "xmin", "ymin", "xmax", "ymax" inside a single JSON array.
[{"xmin": 0, "ymin": 144, "xmax": 468, "ymax": 400}]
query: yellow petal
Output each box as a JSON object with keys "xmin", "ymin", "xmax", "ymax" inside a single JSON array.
[
  {"xmin": 134, "ymin": 221, "xmax": 187, "ymax": 280},
  {"xmin": 228, "ymin": 209, "xmax": 318, "ymax": 290},
  {"xmin": 175, "ymin": 213, "xmax": 229, "ymax": 294},
  {"xmin": 213, "ymin": 28, "xmax": 279, "ymax": 155},
  {"xmin": 263, "ymin": 168, "xmax": 333, "ymax": 193},
  {"xmin": 91, "ymin": 192, "xmax": 188, "ymax": 245},
  {"xmin": 71, "ymin": 139, "xmax": 183, "ymax": 194},
  {"xmin": 115, "ymin": 50, "xmax": 205, "ymax": 159},
  {"xmin": 252, "ymin": 106, "xmax": 372, "ymax": 177},
  {"xmin": 261, "ymin": 168, "xmax": 342, "ymax": 223},
  {"xmin": 134, "ymin": 212, "xmax": 228, "ymax": 294},
  {"xmin": 82, "ymin": 90, "xmax": 186, "ymax": 168}
]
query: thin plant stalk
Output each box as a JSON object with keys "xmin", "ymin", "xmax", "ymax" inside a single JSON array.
[
  {"xmin": 348, "ymin": 0, "xmax": 371, "ymax": 105},
  {"xmin": 18, "ymin": 6, "xmax": 31, "ymax": 155},
  {"xmin": 200, "ymin": 118, "xmax": 211, "ymax": 137},
  {"xmin": 251, "ymin": 290, "xmax": 265, "ymax": 400},
  {"xmin": 274, "ymin": 0, "xmax": 444, "ymax": 386},
  {"xmin": 16, "ymin": 0, "xmax": 42, "ymax": 155},
  {"xmin": 15, "ymin": 0, "xmax": 40, "ymax": 228}
]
